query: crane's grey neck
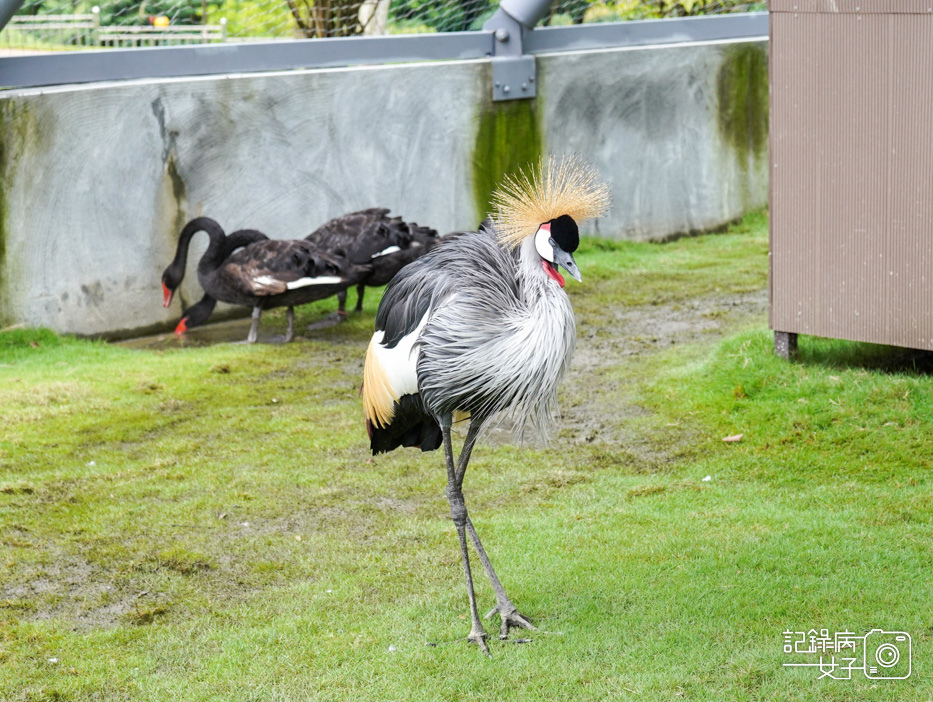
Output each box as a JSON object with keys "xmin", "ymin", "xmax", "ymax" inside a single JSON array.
[{"xmin": 505, "ymin": 235, "xmax": 577, "ymax": 439}]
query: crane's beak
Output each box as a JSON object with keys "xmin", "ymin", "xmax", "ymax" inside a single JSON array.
[{"xmin": 552, "ymin": 244, "xmax": 582, "ymax": 283}]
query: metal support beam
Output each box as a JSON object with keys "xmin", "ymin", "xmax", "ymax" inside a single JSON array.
[
  {"xmin": 484, "ymin": 9, "xmax": 535, "ymax": 102},
  {"xmin": 482, "ymin": 0, "xmax": 550, "ymax": 102},
  {"xmin": 496, "ymin": 0, "xmax": 552, "ymax": 29},
  {"xmin": 0, "ymin": 0, "xmax": 25, "ymax": 34}
]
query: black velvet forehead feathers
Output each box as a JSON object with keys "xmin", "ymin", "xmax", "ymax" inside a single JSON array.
[{"xmin": 549, "ymin": 214, "xmax": 579, "ymax": 254}]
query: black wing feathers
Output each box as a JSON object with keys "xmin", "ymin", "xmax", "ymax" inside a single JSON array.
[{"xmin": 369, "ymin": 394, "xmax": 442, "ymax": 455}]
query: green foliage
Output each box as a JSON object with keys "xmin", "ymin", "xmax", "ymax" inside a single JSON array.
[
  {"xmin": 99, "ymin": 0, "xmax": 205, "ymax": 26},
  {"xmin": 14, "ymin": 0, "xmax": 89, "ymax": 16},
  {"xmin": 14, "ymin": 0, "xmax": 208, "ymax": 26},
  {"xmin": 206, "ymin": 0, "xmax": 295, "ymax": 37},
  {"xmin": 388, "ymin": 0, "xmax": 496, "ymax": 33},
  {"xmin": 9, "ymin": 0, "xmax": 768, "ymax": 40},
  {"xmin": 548, "ymin": 0, "xmax": 766, "ymax": 24}
]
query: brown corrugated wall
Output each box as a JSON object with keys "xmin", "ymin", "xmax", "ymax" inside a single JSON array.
[{"xmin": 770, "ymin": 1, "xmax": 933, "ymax": 349}]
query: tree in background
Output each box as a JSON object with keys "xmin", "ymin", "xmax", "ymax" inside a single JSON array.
[{"xmin": 285, "ymin": 0, "xmax": 367, "ymax": 36}]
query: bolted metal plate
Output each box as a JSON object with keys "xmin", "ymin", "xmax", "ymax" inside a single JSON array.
[{"xmin": 491, "ymin": 55, "xmax": 536, "ymax": 102}]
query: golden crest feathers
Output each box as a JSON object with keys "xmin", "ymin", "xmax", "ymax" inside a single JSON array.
[{"xmin": 490, "ymin": 155, "xmax": 611, "ymax": 249}]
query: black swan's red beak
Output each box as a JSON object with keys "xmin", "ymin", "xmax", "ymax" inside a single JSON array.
[
  {"xmin": 174, "ymin": 317, "xmax": 188, "ymax": 335},
  {"xmin": 162, "ymin": 282, "xmax": 174, "ymax": 308}
]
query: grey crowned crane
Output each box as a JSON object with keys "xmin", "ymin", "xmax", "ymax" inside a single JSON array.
[
  {"xmin": 361, "ymin": 157, "xmax": 610, "ymax": 655},
  {"xmin": 161, "ymin": 217, "xmax": 371, "ymax": 343}
]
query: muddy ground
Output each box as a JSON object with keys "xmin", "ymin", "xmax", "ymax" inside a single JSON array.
[{"xmin": 554, "ymin": 288, "xmax": 767, "ymax": 447}]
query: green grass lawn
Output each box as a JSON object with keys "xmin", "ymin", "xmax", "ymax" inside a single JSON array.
[{"xmin": 1, "ymin": 211, "xmax": 931, "ymax": 700}]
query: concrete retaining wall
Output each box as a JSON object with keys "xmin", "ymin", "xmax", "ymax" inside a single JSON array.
[{"xmin": 0, "ymin": 37, "xmax": 768, "ymax": 337}]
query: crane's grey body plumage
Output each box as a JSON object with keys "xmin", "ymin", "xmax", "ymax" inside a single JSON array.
[
  {"xmin": 369, "ymin": 224, "xmax": 575, "ymax": 446},
  {"xmin": 416, "ymin": 227, "xmax": 575, "ymax": 437}
]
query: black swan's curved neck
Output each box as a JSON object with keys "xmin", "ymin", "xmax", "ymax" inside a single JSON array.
[
  {"xmin": 176, "ymin": 294, "xmax": 218, "ymax": 334},
  {"xmin": 163, "ymin": 217, "xmax": 229, "ymax": 290}
]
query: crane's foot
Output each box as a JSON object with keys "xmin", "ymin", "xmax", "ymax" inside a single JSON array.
[
  {"xmin": 468, "ymin": 623, "xmax": 491, "ymax": 657},
  {"xmin": 485, "ymin": 605, "xmax": 535, "ymax": 640}
]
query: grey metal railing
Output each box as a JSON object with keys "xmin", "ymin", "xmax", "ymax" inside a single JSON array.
[{"xmin": 0, "ymin": 10, "xmax": 767, "ymax": 91}]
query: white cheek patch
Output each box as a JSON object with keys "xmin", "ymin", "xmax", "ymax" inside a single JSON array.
[
  {"xmin": 371, "ymin": 245, "xmax": 401, "ymax": 258},
  {"xmin": 534, "ymin": 228, "xmax": 554, "ymax": 262}
]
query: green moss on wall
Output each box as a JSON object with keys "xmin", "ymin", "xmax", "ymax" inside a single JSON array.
[
  {"xmin": 472, "ymin": 98, "xmax": 543, "ymax": 223},
  {"xmin": 716, "ymin": 43, "xmax": 769, "ymax": 164},
  {"xmin": 0, "ymin": 99, "xmax": 35, "ymax": 327},
  {"xmin": 0, "ymin": 135, "xmax": 6, "ymax": 307},
  {"xmin": 166, "ymin": 153, "xmax": 187, "ymax": 236},
  {"xmin": 0, "ymin": 103, "xmax": 14, "ymax": 327}
]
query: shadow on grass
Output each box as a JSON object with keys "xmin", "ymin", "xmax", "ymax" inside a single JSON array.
[{"xmin": 797, "ymin": 335, "xmax": 933, "ymax": 375}]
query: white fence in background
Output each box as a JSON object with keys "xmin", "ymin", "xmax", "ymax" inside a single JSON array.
[{"xmin": 4, "ymin": 9, "xmax": 227, "ymax": 48}]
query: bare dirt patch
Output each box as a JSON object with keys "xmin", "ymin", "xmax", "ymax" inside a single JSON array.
[{"xmin": 485, "ymin": 288, "xmax": 768, "ymax": 451}]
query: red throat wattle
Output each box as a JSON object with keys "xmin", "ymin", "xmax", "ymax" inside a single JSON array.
[
  {"xmin": 541, "ymin": 259, "xmax": 565, "ymax": 288},
  {"xmin": 162, "ymin": 282, "xmax": 173, "ymax": 308}
]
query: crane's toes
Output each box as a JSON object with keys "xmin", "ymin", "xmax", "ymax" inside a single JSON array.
[
  {"xmin": 485, "ymin": 606, "xmax": 535, "ymax": 640},
  {"xmin": 468, "ymin": 627, "xmax": 491, "ymax": 657}
]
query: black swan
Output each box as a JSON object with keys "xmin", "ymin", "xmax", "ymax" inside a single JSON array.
[
  {"xmin": 305, "ymin": 208, "xmax": 439, "ymax": 317},
  {"xmin": 162, "ymin": 217, "xmax": 371, "ymax": 343},
  {"xmin": 162, "ymin": 219, "xmax": 270, "ymax": 335}
]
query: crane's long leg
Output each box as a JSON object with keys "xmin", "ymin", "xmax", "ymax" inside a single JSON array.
[
  {"xmin": 246, "ymin": 305, "xmax": 262, "ymax": 343},
  {"xmin": 466, "ymin": 519, "xmax": 535, "ymax": 639},
  {"xmin": 455, "ymin": 422, "xmax": 535, "ymax": 640},
  {"xmin": 442, "ymin": 424, "xmax": 489, "ymax": 656}
]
